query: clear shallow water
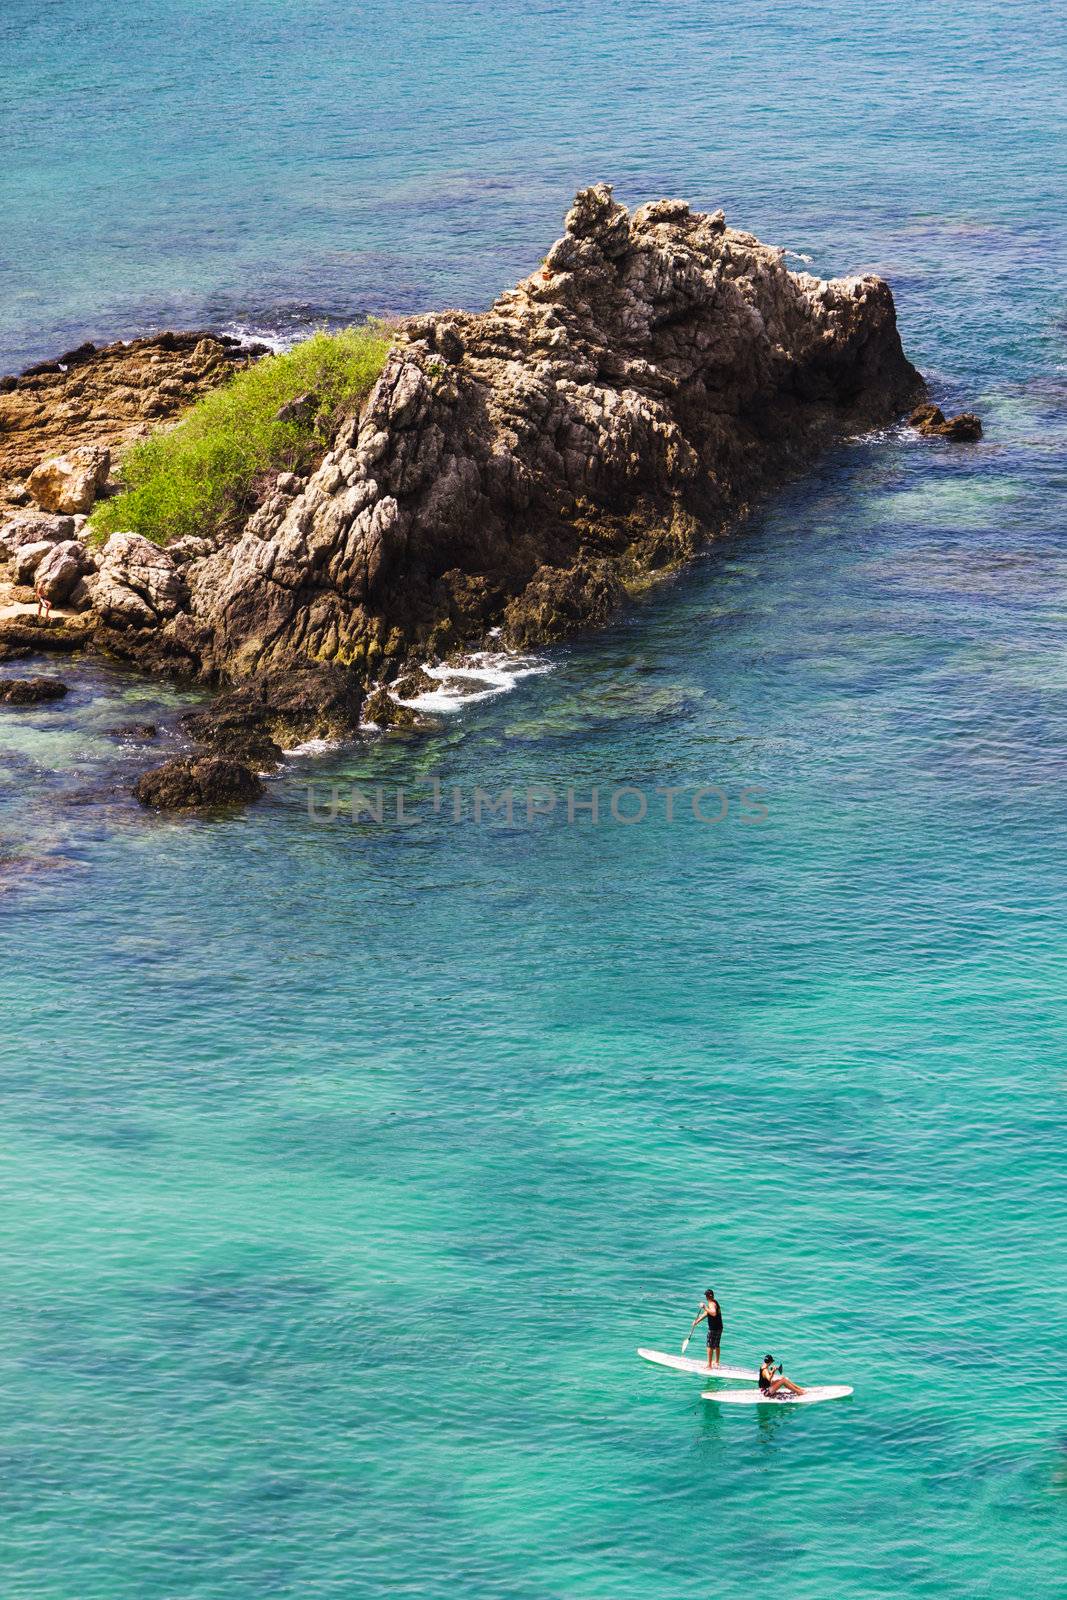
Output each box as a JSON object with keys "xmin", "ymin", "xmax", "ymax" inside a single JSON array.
[{"xmin": 2, "ymin": 4, "xmax": 1067, "ymax": 1598}]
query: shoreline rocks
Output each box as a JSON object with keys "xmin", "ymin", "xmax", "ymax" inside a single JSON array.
[
  {"xmin": 27, "ymin": 445, "xmax": 110, "ymax": 515},
  {"xmin": 0, "ymin": 331, "xmax": 267, "ymax": 507},
  {"xmin": 908, "ymin": 402, "xmax": 983, "ymax": 441},
  {"xmin": 3, "ymin": 185, "xmax": 968, "ymax": 811},
  {"xmin": 0, "ymin": 675, "xmax": 69, "ymax": 706},
  {"xmin": 98, "ymin": 185, "xmax": 925, "ymax": 685},
  {"xmin": 134, "ymin": 755, "xmax": 264, "ymax": 811}
]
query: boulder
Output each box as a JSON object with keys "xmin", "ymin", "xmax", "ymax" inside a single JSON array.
[
  {"xmin": 133, "ymin": 756, "xmax": 263, "ymax": 810},
  {"xmin": 94, "ymin": 532, "xmax": 187, "ymax": 629},
  {"xmin": 27, "ymin": 445, "xmax": 110, "ymax": 514},
  {"xmin": 33, "ymin": 539, "xmax": 93, "ymax": 605},
  {"xmin": 107, "ymin": 721, "xmax": 159, "ymax": 740},
  {"xmin": 0, "ymin": 675, "xmax": 69, "ymax": 705},
  {"xmin": 503, "ymin": 561, "xmax": 627, "ymax": 648},
  {"xmin": 391, "ymin": 665, "xmax": 439, "ymax": 699},
  {"xmin": 13, "ymin": 541, "xmax": 58, "ymax": 583},
  {"xmin": 908, "ymin": 403, "xmax": 983, "ymax": 441},
  {"xmin": 0, "ymin": 512, "xmax": 75, "ymax": 557},
  {"xmin": 182, "ymin": 664, "xmax": 364, "ymax": 762},
  {"xmin": 362, "ymin": 687, "xmax": 420, "ymax": 728}
]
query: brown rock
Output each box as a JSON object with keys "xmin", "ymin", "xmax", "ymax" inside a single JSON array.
[
  {"xmin": 27, "ymin": 445, "xmax": 110, "ymax": 514},
  {"xmin": 909, "ymin": 403, "xmax": 982, "ymax": 441},
  {"xmin": 181, "ymin": 664, "xmax": 364, "ymax": 762},
  {"xmin": 0, "ymin": 617, "xmax": 93, "ymax": 654},
  {"xmin": 362, "ymin": 687, "xmax": 420, "ymax": 728},
  {"xmin": 34, "ymin": 539, "xmax": 93, "ymax": 604},
  {"xmin": 134, "ymin": 756, "xmax": 263, "ymax": 810},
  {"xmin": 170, "ymin": 184, "xmax": 923, "ymax": 678},
  {"xmin": 0, "ymin": 332, "xmax": 261, "ymax": 493},
  {"xmin": 0, "ymin": 675, "xmax": 69, "ymax": 705},
  {"xmin": 391, "ymin": 665, "xmax": 438, "ymax": 698},
  {"xmin": 503, "ymin": 561, "xmax": 627, "ymax": 648}
]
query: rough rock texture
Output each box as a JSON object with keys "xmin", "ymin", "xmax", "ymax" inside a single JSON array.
[
  {"xmin": 34, "ymin": 539, "xmax": 94, "ymax": 604},
  {"xmin": 0, "ymin": 675, "xmax": 69, "ymax": 705},
  {"xmin": 502, "ymin": 559, "xmax": 627, "ymax": 648},
  {"xmin": 14, "ymin": 542, "xmax": 58, "ymax": 584},
  {"xmin": 27, "ymin": 445, "xmax": 110, "ymax": 514},
  {"xmin": 181, "ymin": 664, "xmax": 364, "ymax": 763},
  {"xmin": 134, "ymin": 755, "xmax": 263, "ymax": 810},
  {"xmin": 0, "ymin": 331, "xmax": 265, "ymax": 501},
  {"xmin": 361, "ymin": 686, "xmax": 420, "ymax": 729},
  {"xmin": 92, "ymin": 533, "xmax": 188, "ymax": 630},
  {"xmin": 0, "ymin": 512, "xmax": 76, "ymax": 555},
  {"xmin": 116, "ymin": 185, "xmax": 921, "ymax": 682},
  {"xmin": 908, "ymin": 403, "xmax": 983, "ymax": 441},
  {"xmin": 0, "ymin": 617, "xmax": 93, "ymax": 655}
]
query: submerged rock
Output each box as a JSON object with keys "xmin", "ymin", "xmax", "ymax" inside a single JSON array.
[
  {"xmin": 134, "ymin": 755, "xmax": 263, "ymax": 810},
  {"xmin": 909, "ymin": 403, "xmax": 983, "ymax": 441},
  {"xmin": 106, "ymin": 721, "xmax": 159, "ymax": 741},
  {"xmin": 503, "ymin": 560, "xmax": 627, "ymax": 648},
  {"xmin": 181, "ymin": 664, "xmax": 364, "ymax": 763},
  {"xmin": 0, "ymin": 675, "xmax": 69, "ymax": 705}
]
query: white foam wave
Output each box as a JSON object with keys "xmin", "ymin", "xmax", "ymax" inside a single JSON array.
[
  {"xmin": 395, "ymin": 650, "xmax": 553, "ymax": 713},
  {"xmin": 282, "ymin": 736, "xmax": 340, "ymax": 757},
  {"xmin": 219, "ymin": 321, "xmax": 291, "ymax": 354}
]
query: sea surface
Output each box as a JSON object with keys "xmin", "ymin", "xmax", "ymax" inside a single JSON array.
[{"xmin": 1, "ymin": 3, "xmax": 1066, "ymax": 1597}]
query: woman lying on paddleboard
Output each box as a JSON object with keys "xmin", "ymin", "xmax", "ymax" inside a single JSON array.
[
  {"xmin": 683, "ymin": 1289, "xmax": 724, "ymax": 1369},
  {"xmin": 758, "ymin": 1354, "xmax": 806, "ymax": 1398}
]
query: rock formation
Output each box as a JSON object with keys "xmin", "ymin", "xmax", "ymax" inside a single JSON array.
[
  {"xmin": 101, "ymin": 185, "xmax": 922, "ymax": 685},
  {"xmin": 2, "ymin": 185, "xmax": 935, "ymax": 790},
  {"xmin": 133, "ymin": 755, "xmax": 264, "ymax": 810},
  {"xmin": 908, "ymin": 402, "xmax": 982, "ymax": 441},
  {"xmin": 0, "ymin": 331, "xmax": 266, "ymax": 503},
  {"xmin": 0, "ymin": 675, "xmax": 69, "ymax": 706},
  {"xmin": 27, "ymin": 445, "xmax": 110, "ymax": 514}
]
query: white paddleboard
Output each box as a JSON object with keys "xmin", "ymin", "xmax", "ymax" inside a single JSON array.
[
  {"xmin": 701, "ymin": 1385, "xmax": 853, "ymax": 1405},
  {"xmin": 638, "ymin": 1348, "xmax": 758, "ymax": 1382}
]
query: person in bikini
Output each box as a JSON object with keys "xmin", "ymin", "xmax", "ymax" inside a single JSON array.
[
  {"xmin": 758, "ymin": 1353, "xmax": 806, "ymax": 1398},
  {"xmin": 684, "ymin": 1288, "xmax": 724, "ymax": 1369}
]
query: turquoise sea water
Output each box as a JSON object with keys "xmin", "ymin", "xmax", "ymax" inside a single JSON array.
[{"xmin": 2, "ymin": 3, "xmax": 1067, "ymax": 1597}]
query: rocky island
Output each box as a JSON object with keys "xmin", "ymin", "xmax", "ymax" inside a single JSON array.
[{"xmin": 2, "ymin": 184, "xmax": 978, "ymax": 804}]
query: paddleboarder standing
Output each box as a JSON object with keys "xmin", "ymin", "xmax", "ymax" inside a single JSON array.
[{"xmin": 683, "ymin": 1288, "xmax": 723, "ymax": 1369}]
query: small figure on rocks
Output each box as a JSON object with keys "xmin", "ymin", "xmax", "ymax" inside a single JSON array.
[{"xmin": 34, "ymin": 577, "xmax": 52, "ymax": 620}]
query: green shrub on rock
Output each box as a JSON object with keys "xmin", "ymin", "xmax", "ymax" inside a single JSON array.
[{"xmin": 90, "ymin": 325, "xmax": 391, "ymax": 546}]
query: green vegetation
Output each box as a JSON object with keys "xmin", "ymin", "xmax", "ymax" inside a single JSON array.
[{"xmin": 90, "ymin": 325, "xmax": 392, "ymax": 546}]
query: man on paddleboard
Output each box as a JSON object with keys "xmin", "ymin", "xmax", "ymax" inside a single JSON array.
[
  {"xmin": 683, "ymin": 1288, "xmax": 723, "ymax": 1369},
  {"xmin": 758, "ymin": 1354, "xmax": 806, "ymax": 1398}
]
